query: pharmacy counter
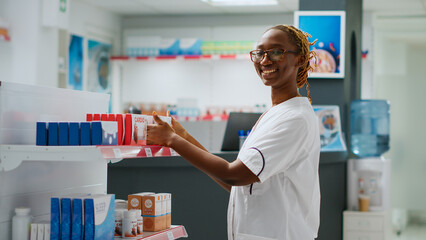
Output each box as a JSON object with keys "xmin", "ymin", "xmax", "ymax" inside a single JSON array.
[{"xmin": 108, "ymin": 151, "xmax": 347, "ymax": 240}]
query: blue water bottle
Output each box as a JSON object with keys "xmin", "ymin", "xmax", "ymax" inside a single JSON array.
[{"xmin": 350, "ymin": 99, "xmax": 390, "ymax": 158}]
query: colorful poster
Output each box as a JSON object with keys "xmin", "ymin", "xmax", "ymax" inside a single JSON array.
[
  {"xmin": 313, "ymin": 105, "xmax": 347, "ymax": 152},
  {"xmin": 87, "ymin": 39, "xmax": 112, "ymax": 93},
  {"xmin": 68, "ymin": 34, "xmax": 83, "ymax": 90},
  {"xmin": 294, "ymin": 11, "xmax": 346, "ymax": 78}
]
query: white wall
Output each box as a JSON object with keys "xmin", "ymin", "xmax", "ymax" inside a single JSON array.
[
  {"xmin": 0, "ymin": 0, "xmax": 121, "ymax": 87},
  {"xmin": 372, "ymin": 16, "xmax": 426, "ymax": 211},
  {"xmin": 120, "ymin": 14, "xmax": 293, "ymax": 112}
]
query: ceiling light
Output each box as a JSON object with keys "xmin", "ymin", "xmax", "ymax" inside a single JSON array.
[{"xmin": 201, "ymin": 0, "xmax": 278, "ymax": 6}]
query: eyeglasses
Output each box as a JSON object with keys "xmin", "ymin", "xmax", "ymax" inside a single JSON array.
[{"xmin": 249, "ymin": 48, "xmax": 299, "ymax": 63}]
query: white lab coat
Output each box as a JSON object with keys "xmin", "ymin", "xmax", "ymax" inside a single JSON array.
[{"xmin": 227, "ymin": 97, "xmax": 321, "ymax": 240}]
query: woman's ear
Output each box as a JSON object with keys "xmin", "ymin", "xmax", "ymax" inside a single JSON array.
[{"xmin": 297, "ymin": 55, "xmax": 306, "ymax": 68}]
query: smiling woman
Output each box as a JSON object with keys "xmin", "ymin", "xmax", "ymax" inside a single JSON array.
[{"xmin": 146, "ymin": 24, "xmax": 321, "ymax": 240}]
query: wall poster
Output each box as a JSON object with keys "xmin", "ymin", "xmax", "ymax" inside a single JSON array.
[
  {"xmin": 294, "ymin": 11, "xmax": 346, "ymax": 78},
  {"xmin": 314, "ymin": 105, "xmax": 347, "ymax": 152},
  {"xmin": 87, "ymin": 39, "xmax": 112, "ymax": 93},
  {"xmin": 68, "ymin": 34, "xmax": 83, "ymax": 90}
]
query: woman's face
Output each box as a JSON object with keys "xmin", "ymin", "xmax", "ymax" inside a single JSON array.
[{"xmin": 254, "ymin": 29, "xmax": 301, "ymax": 91}]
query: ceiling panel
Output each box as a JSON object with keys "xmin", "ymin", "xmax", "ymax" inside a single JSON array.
[{"xmin": 77, "ymin": 0, "xmax": 425, "ymax": 16}]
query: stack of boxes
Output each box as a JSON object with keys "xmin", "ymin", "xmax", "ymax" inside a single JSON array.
[
  {"xmin": 50, "ymin": 194, "xmax": 115, "ymax": 240},
  {"xmin": 127, "ymin": 192, "xmax": 172, "ymax": 232},
  {"xmin": 36, "ymin": 113, "xmax": 171, "ymax": 147}
]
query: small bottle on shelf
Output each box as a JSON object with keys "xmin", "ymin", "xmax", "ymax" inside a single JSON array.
[{"xmin": 12, "ymin": 207, "xmax": 32, "ymax": 240}]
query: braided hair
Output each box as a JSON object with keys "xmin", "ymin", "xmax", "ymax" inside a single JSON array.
[{"xmin": 267, "ymin": 25, "xmax": 317, "ymax": 103}]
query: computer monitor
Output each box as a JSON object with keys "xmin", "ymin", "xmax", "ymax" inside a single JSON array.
[{"xmin": 221, "ymin": 112, "xmax": 262, "ymax": 151}]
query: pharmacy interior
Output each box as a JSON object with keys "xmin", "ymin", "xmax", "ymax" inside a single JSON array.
[{"xmin": 2, "ymin": 0, "xmax": 426, "ymax": 239}]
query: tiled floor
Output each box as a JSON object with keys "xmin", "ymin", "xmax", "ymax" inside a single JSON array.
[{"xmin": 392, "ymin": 224, "xmax": 426, "ymax": 240}]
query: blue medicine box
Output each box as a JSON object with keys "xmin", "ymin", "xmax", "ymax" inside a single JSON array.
[
  {"xmin": 61, "ymin": 198, "xmax": 72, "ymax": 240},
  {"xmin": 69, "ymin": 122, "xmax": 80, "ymax": 146},
  {"xmin": 84, "ymin": 194, "xmax": 115, "ymax": 240},
  {"xmin": 48, "ymin": 122, "xmax": 59, "ymax": 146},
  {"xmin": 91, "ymin": 121, "xmax": 118, "ymax": 146},
  {"xmin": 80, "ymin": 122, "xmax": 91, "ymax": 146},
  {"xmin": 59, "ymin": 122, "xmax": 69, "ymax": 146},
  {"xmin": 36, "ymin": 122, "xmax": 47, "ymax": 146},
  {"xmin": 50, "ymin": 197, "xmax": 60, "ymax": 240}
]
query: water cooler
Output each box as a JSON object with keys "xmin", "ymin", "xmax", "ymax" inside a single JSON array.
[{"xmin": 347, "ymin": 99, "xmax": 391, "ymax": 211}]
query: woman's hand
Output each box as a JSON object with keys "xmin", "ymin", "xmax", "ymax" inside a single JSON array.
[
  {"xmin": 146, "ymin": 113, "xmax": 176, "ymax": 147},
  {"xmin": 167, "ymin": 111, "xmax": 188, "ymax": 139}
]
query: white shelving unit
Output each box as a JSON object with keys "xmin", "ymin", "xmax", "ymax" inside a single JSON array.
[
  {"xmin": 0, "ymin": 144, "xmax": 187, "ymax": 240},
  {"xmin": 0, "ymin": 81, "xmax": 188, "ymax": 240},
  {"xmin": 0, "ymin": 145, "xmax": 179, "ymax": 171}
]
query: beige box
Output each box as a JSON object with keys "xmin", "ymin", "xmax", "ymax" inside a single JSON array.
[
  {"xmin": 128, "ymin": 192, "xmax": 155, "ymax": 210},
  {"xmin": 142, "ymin": 194, "xmax": 165, "ymax": 231},
  {"xmin": 159, "ymin": 193, "xmax": 172, "ymax": 228}
]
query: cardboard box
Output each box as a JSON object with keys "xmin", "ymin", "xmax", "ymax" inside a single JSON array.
[
  {"xmin": 80, "ymin": 122, "xmax": 91, "ymax": 145},
  {"xmin": 61, "ymin": 197, "xmax": 72, "ymax": 240},
  {"xmin": 44, "ymin": 223, "xmax": 50, "ymax": 240},
  {"xmin": 128, "ymin": 192, "xmax": 155, "ymax": 210},
  {"xmin": 50, "ymin": 197, "xmax": 61, "ymax": 240},
  {"xmin": 158, "ymin": 193, "xmax": 172, "ymax": 228},
  {"xmin": 30, "ymin": 223, "xmax": 38, "ymax": 240},
  {"xmin": 68, "ymin": 122, "xmax": 80, "ymax": 146},
  {"xmin": 48, "ymin": 122, "xmax": 59, "ymax": 146},
  {"xmin": 36, "ymin": 122, "xmax": 47, "ymax": 146},
  {"xmin": 84, "ymin": 194, "xmax": 115, "ymax": 240},
  {"xmin": 142, "ymin": 194, "xmax": 165, "ymax": 231},
  {"xmin": 58, "ymin": 122, "xmax": 69, "ymax": 146},
  {"xmin": 115, "ymin": 114, "xmax": 124, "ymax": 145},
  {"xmin": 37, "ymin": 223, "xmax": 45, "ymax": 240},
  {"xmin": 124, "ymin": 114, "xmax": 153, "ymax": 145},
  {"xmin": 91, "ymin": 121, "xmax": 118, "ymax": 145}
]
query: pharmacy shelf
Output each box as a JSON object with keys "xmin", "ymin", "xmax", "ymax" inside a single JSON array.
[
  {"xmin": 0, "ymin": 145, "xmax": 178, "ymax": 171},
  {"xmin": 139, "ymin": 225, "xmax": 188, "ymax": 240},
  {"xmin": 110, "ymin": 54, "xmax": 250, "ymax": 61}
]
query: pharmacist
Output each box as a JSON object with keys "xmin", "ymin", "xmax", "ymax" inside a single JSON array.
[{"xmin": 147, "ymin": 24, "xmax": 321, "ymax": 240}]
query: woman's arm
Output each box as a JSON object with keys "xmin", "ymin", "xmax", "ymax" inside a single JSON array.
[
  {"xmin": 167, "ymin": 114, "xmax": 233, "ymax": 191},
  {"xmin": 147, "ymin": 114, "xmax": 259, "ymax": 188}
]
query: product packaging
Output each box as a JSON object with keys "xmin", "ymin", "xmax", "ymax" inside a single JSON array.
[
  {"xmin": 91, "ymin": 121, "xmax": 118, "ymax": 145},
  {"xmin": 71, "ymin": 194, "xmax": 91, "ymax": 240},
  {"xmin": 158, "ymin": 193, "xmax": 172, "ymax": 228},
  {"xmin": 84, "ymin": 194, "xmax": 115, "ymax": 240},
  {"xmin": 115, "ymin": 114, "xmax": 124, "ymax": 145},
  {"xmin": 58, "ymin": 122, "xmax": 69, "ymax": 146},
  {"xmin": 107, "ymin": 114, "xmax": 116, "ymax": 121},
  {"xmin": 121, "ymin": 210, "xmax": 137, "ymax": 239},
  {"xmin": 44, "ymin": 223, "xmax": 50, "ymax": 240},
  {"xmin": 142, "ymin": 194, "xmax": 165, "ymax": 232},
  {"xmin": 30, "ymin": 223, "xmax": 38, "ymax": 240},
  {"xmin": 50, "ymin": 197, "xmax": 61, "ymax": 240},
  {"xmin": 93, "ymin": 114, "xmax": 101, "ymax": 121},
  {"xmin": 114, "ymin": 209, "xmax": 124, "ymax": 238},
  {"xmin": 129, "ymin": 209, "xmax": 143, "ymax": 236},
  {"xmin": 124, "ymin": 114, "xmax": 153, "ymax": 145},
  {"xmin": 86, "ymin": 114, "xmax": 93, "ymax": 121},
  {"xmin": 36, "ymin": 122, "xmax": 47, "ymax": 146},
  {"xmin": 60, "ymin": 196, "xmax": 72, "ymax": 240},
  {"xmin": 128, "ymin": 192, "xmax": 155, "ymax": 211},
  {"xmin": 48, "ymin": 122, "xmax": 59, "ymax": 146},
  {"xmin": 37, "ymin": 223, "xmax": 45, "ymax": 240},
  {"xmin": 101, "ymin": 114, "xmax": 108, "ymax": 121},
  {"xmin": 69, "ymin": 122, "xmax": 80, "ymax": 146},
  {"xmin": 80, "ymin": 122, "xmax": 91, "ymax": 145}
]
